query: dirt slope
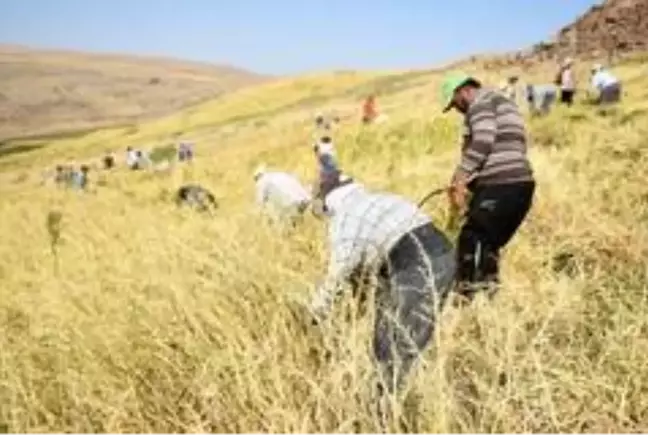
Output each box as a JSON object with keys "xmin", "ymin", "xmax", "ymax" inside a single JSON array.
[
  {"xmin": 469, "ymin": 0, "xmax": 648, "ymax": 70},
  {"xmin": 0, "ymin": 45, "xmax": 268, "ymax": 141},
  {"xmin": 533, "ymin": 0, "xmax": 648, "ymax": 61}
]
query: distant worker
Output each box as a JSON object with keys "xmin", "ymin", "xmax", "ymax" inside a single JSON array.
[
  {"xmin": 311, "ymin": 135, "xmax": 344, "ymax": 217},
  {"xmin": 54, "ymin": 165, "xmax": 68, "ymax": 186},
  {"xmin": 71, "ymin": 165, "xmax": 89, "ymax": 190},
  {"xmin": 362, "ymin": 95, "xmax": 378, "ymax": 124},
  {"xmin": 103, "ymin": 152, "xmax": 115, "ymax": 170},
  {"xmin": 307, "ymin": 171, "xmax": 456, "ymax": 395},
  {"xmin": 500, "ymin": 75, "xmax": 520, "ymax": 104},
  {"xmin": 178, "ymin": 141, "xmax": 195, "ymax": 163},
  {"xmin": 440, "ymin": 73, "xmax": 536, "ymax": 301},
  {"xmin": 556, "ymin": 58, "xmax": 576, "ymax": 106},
  {"xmin": 525, "ymin": 84, "xmax": 557, "ymax": 116},
  {"xmin": 313, "ymin": 135, "xmax": 339, "ymax": 177},
  {"xmin": 590, "ymin": 64, "xmax": 621, "ymax": 105},
  {"xmin": 254, "ymin": 165, "xmax": 312, "ymax": 226},
  {"xmin": 126, "ymin": 147, "xmax": 141, "ymax": 170}
]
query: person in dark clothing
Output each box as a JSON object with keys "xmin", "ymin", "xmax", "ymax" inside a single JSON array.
[
  {"xmin": 455, "ymin": 182, "xmax": 534, "ymax": 293},
  {"xmin": 440, "ymin": 73, "xmax": 536, "ymax": 300},
  {"xmin": 103, "ymin": 153, "xmax": 115, "ymax": 170}
]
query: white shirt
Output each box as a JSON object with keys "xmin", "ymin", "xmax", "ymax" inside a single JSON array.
[
  {"xmin": 591, "ymin": 70, "xmax": 619, "ymax": 90},
  {"xmin": 126, "ymin": 150, "xmax": 139, "ymax": 167},
  {"xmin": 309, "ymin": 182, "xmax": 431, "ymax": 321},
  {"xmin": 314, "ymin": 138, "xmax": 339, "ymax": 175},
  {"xmin": 315, "ymin": 140, "xmax": 335, "ymax": 158},
  {"xmin": 255, "ymin": 171, "xmax": 311, "ymax": 211}
]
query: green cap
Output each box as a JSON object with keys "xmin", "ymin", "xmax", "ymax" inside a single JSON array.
[{"xmin": 440, "ymin": 72, "xmax": 477, "ymax": 112}]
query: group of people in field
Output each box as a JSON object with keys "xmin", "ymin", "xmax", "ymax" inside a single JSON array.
[
  {"xmin": 52, "ymin": 164, "xmax": 90, "ymax": 190},
  {"xmin": 51, "ymin": 141, "xmax": 196, "ymax": 191},
  {"xmin": 251, "ymin": 70, "xmax": 544, "ymax": 396},
  {"xmin": 46, "ymin": 59, "xmax": 622, "ymax": 400},
  {"xmin": 501, "ymin": 58, "xmax": 623, "ymax": 116},
  {"xmin": 254, "ymin": 58, "xmax": 625, "ymax": 397}
]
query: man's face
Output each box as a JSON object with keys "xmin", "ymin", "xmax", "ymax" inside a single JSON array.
[{"xmin": 452, "ymin": 87, "xmax": 470, "ymax": 114}]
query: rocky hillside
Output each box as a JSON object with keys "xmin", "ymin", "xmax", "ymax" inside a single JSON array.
[
  {"xmin": 535, "ymin": 0, "xmax": 648, "ymax": 61},
  {"xmin": 0, "ymin": 45, "xmax": 267, "ymax": 142},
  {"xmin": 476, "ymin": 0, "xmax": 648, "ymax": 70}
]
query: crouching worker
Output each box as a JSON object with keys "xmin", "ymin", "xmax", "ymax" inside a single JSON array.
[
  {"xmin": 590, "ymin": 64, "xmax": 622, "ymax": 105},
  {"xmin": 525, "ymin": 84, "xmax": 557, "ymax": 116},
  {"xmin": 176, "ymin": 184, "xmax": 218, "ymax": 213},
  {"xmin": 254, "ymin": 165, "xmax": 312, "ymax": 227},
  {"xmin": 307, "ymin": 171, "xmax": 456, "ymax": 395}
]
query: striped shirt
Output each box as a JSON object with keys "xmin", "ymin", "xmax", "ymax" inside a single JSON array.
[{"xmin": 454, "ymin": 88, "xmax": 534, "ymax": 186}]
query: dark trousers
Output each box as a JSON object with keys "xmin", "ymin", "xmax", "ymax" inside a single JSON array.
[
  {"xmin": 560, "ymin": 89, "xmax": 575, "ymax": 106},
  {"xmin": 599, "ymin": 83, "xmax": 621, "ymax": 105},
  {"xmin": 456, "ymin": 181, "xmax": 535, "ymax": 298},
  {"xmin": 179, "ymin": 150, "xmax": 194, "ymax": 162},
  {"xmin": 371, "ymin": 223, "xmax": 456, "ymax": 394}
]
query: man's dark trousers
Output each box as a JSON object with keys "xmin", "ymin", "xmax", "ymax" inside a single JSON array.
[{"xmin": 456, "ymin": 181, "xmax": 535, "ymax": 297}]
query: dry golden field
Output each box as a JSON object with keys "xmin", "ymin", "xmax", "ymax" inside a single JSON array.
[{"xmin": 0, "ymin": 55, "xmax": 647, "ymax": 432}]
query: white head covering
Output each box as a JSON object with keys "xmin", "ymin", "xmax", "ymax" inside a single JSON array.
[{"xmin": 314, "ymin": 136, "xmax": 335, "ymax": 156}]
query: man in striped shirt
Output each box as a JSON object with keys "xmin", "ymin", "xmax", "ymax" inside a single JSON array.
[{"xmin": 440, "ymin": 73, "xmax": 536, "ymax": 300}]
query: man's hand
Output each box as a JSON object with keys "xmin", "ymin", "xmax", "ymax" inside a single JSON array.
[{"xmin": 448, "ymin": 173, "xmax": 469, "ymax": 214}]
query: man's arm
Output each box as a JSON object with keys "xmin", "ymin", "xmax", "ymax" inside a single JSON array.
[
  {"xmin": 457, "ymin": 100, "xmax": 496, "ymax": 178},
  {"xmin": 450, "ymin": 99, "xmax": 496, "ymax": 209},
  {"xmin": 309, "ymin": 231, "xmax": 363, "ymax": 323}
]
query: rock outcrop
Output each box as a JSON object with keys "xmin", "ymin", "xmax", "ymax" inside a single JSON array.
[
  {"xmin": 535, "ymin": 0, "xmax": 648, "ymax": 62},
  {"xmin": 474, "ymin": 0, "xmax": 648, "ymax": 70}
]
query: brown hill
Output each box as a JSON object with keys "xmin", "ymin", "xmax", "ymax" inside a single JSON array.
[
  {"xmin": 533, "ymin": 0, "xmax": 648, "ymax": 61},
  {"xmin": 0, "ymin": 45, "xmax": 268, "ymax": 142},
  {"xmin": 469, "ymin": 0, "xmax": 648, "ymax": 71}
]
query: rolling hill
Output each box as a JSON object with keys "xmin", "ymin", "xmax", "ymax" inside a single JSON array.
[{"xmin": 0, "ymin": 44, "xmax": 268, "ymax": 142}]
